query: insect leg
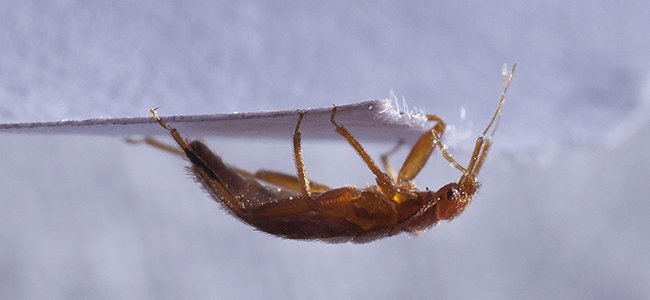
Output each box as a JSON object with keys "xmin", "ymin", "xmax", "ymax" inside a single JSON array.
[
  {"xmin": 396, "ymin": 114, "xmax": 446, "ymax": 183},
  {"xmin": 431, "ymin": 133, "xmax": 467, "ymax": 174},
  {"xmin": 292, "ymin": 112, "xmax": 312, "ymax": 197},
  {"xmin": 232, "ymin": 166, "xmax": 329, "ymax": 193},
  {"xmin": 330, "ymin": 107, "xmax": 400, "ymax": 201},
  {"xmin": 380, "ymin": 139, "xmax": 405, "ymax": 181},
  {"xmin": 250, "ymin": 170, "xmax": 330, "ymax": 193},
  {"xmin": 188, "ymin": 141, "xmax": 290, "ymax": 212},
  {"xmin": 125, "ymin": 136, "xmax": 186, "ymax": 157},
  {"xmin": 148, "ymin": 108, "xmax": 248, "ymax": 213},
  {"xmin": 129, "ymin": 132, "xmax": 330, "ymax": 193}
]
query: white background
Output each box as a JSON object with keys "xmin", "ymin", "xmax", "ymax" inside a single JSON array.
[{"xmin": 1, "ymin": 1, "xmax": 649, "ymax": 299}]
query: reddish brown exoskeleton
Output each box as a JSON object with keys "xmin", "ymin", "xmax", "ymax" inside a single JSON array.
[{"xmin": 141, "ymin": 65, "xmax": 515, "ymax": 243}]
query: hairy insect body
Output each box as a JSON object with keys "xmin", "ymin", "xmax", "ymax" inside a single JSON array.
[{"xmin": 145, "ymin": 65, "xmax": 515, "ymax": 243}]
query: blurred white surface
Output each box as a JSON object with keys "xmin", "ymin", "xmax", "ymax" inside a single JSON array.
[{"xmin": 1, "ymin": 1, "xmax": 649, "ymax": 299}]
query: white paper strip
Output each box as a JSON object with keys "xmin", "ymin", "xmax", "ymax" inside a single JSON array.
[{"xmin": 0, "ymin": 100, "xmax": 429, "ymax": 142}]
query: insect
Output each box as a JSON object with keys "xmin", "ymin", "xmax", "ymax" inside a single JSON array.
[{"xmin": 140, "ymin": 65, "xmax": 515, "ymax": 243}]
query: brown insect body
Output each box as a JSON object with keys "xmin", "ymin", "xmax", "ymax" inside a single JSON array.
[
  {"xmin": 245, "ymin": 184, "xmax": 474, "ymax": 243},
  {"xmin": 144, "ymin": 65, "xmax": 515, "ymax": 243},
  {"xmin": 189, "ymin": 138, "xmax": 476, "ymax": 243}
]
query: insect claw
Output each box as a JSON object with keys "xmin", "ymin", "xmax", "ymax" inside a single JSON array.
[
  {"xmin": 148, "ymin": 107, "xmax": 175, "ymax": 132},
  {"xmin": 149, "ymin": 107, "xmax": 160, "ymax": 119},
  {"xmin": 330, "ymin": 105, "xmax": 339, "ymax": 125}
]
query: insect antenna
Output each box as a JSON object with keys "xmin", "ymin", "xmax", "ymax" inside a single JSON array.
[
  {"xmin": 430, "ymin": 64, "xmax": 516, "ymax": 177},
  {"xmin": 482, "ymin": 63, "xmax": 516, "ymax": 139},
  {"xmin": 463, "ymin": 64, "xmax": 516, "ymax": 181}
]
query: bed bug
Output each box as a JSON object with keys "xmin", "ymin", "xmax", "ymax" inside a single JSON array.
[{"xmin": 139, "ymin": 65, "xmax": 515, "ymax": 243}]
